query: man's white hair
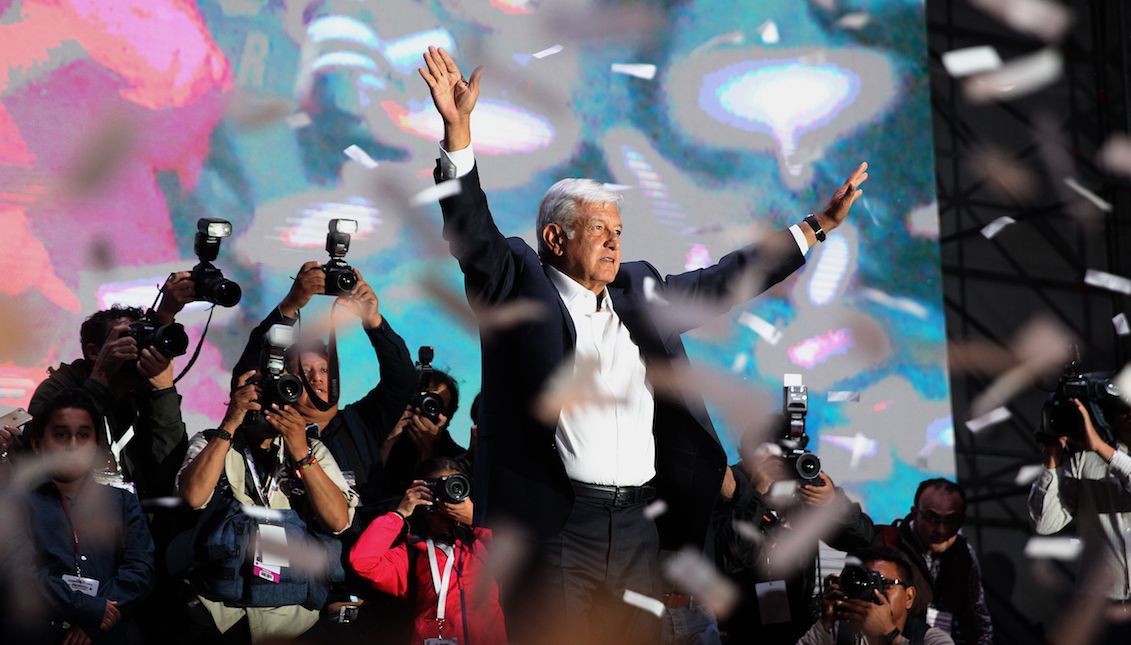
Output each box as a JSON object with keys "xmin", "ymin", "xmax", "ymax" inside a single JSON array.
[{"xmin": 536, "ymin": 178, "xmax": 623, "ymax": 258}]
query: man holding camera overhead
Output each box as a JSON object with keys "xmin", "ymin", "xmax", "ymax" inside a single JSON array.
[
  {"xmin": 1029, "ymin": 386, "xmax": 1131, "ymax": 644},
  {"xmin": 419, "ymin": 44, "xmax": 869, "ymax": 644}
]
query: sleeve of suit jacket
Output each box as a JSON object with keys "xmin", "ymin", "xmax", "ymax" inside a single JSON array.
[{"xmin": 435, "ymin": 164, "xmax": 522, "ymax": 305}]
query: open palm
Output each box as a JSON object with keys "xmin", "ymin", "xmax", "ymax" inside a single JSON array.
[{"xmin": 418, "ymin": 46, "xmax": 482, "ymax": 125}]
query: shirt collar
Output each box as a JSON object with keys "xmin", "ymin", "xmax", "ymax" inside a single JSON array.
[{"xmin": 545, "ymin": 264, "xmax": 614, "ymax": 314}]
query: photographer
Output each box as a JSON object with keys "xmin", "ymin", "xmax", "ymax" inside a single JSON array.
[
  {"xmin": 798, "ymin": 547, "xmax": 954, "ymax": 645},
  {"xmin": 176, "ymin": 369, "xmax": 358, "ymax": 641},
  {"xmin": 27, "ymin": 273, "xmax": 194, "ymax": 497},
  {"xmin": 21, "ymin": 388, "xmax": 155, "ymax": 645},
  {"xmin": 232, "ymin": 261, "xmax": 416, "ymax": 526},
  {"xmin": 712, "ymin": 440, "xmax": 875, "ymax": 644},
  {"xmin": 1029, "ymin": 394, "xmax": 1131, "ymax": 643},
  {"xmin": 379, "ymin": 367, "xmax": 467, "ymax": 502},
  {"xmin": 349, "ymin": 457, "xmax": 507, "ymax": 645}
]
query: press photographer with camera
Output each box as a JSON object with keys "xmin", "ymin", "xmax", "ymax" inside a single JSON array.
[
  {"xmin": 230, "ymin": 221, "xmax": 417, "ymax": 527},
  {"xmin": 176, "ymin": 363, "xmax": 358, "ymax": 641},
  {"xmin": 1029, "ymin": 368, "xmax": 1131, "ymax": 644},
  {"xmin": 709, "ymin": 378, "xmax": 875, "ymax": 645},
  {"xmin": 349, "ymin": 456, "xmax": 507, "ymax": 645},
  {"xmin": 379, "ymin": 348, "xmax": 467, "ymax": 502},
  {"xmin": 799, "ymin": 547, "xmax": 954, "ymax": 645}
]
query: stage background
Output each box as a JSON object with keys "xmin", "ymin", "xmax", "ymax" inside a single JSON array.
[{"xmin": 0, "ymin": 0, "xmax": 947, "ymax": 524}]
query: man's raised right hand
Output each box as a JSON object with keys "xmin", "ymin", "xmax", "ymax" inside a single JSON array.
[{"xmin": 418, "ymin": 46, "xmax": 482, "ymax": 151}]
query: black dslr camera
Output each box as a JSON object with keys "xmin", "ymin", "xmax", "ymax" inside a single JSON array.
[
  {"xmin": 126, "ymin": 315, "xmax": 189, "ymax": 359},
  {"xmin": 190, "ymin": 218, "xmax": 242, "ymax": 307},
  {"xmin": 779, "ymin": 374, "xmax": 823, "ymax": 485},
  {"xmin": 839, "ymin": 564, "xmax": 886, "ymax": 603},
  {"xmin": 322, "ymin": 218, "xmax": 358, "ymax": 296},
  {"xmin": 410, "ymin": 346, "xmax": 446, "ymax": 423},
  {"xmin": 1039, "ymin": 355, "xmax": 1126, "ymax": 446},
  {"xmin": 427, "ymin": 473, "xmax": 471, "ymax": 504},
  {"xmin": 244, "ymin": 324, "xmax": 303, "ymax": 429}
]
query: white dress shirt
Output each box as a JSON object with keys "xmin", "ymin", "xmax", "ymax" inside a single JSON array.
[{"xmin": 436, "ymin": 143, "xmax": 813, "ymax": 486}]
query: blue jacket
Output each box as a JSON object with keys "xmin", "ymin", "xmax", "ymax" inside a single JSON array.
[
  {"xmin": 437, "ymin": 164, "xmax": 805, "ymax": 548},
  {"xmin": 27, "ymin": 479, "xmax": 155, "ymax": 644}
]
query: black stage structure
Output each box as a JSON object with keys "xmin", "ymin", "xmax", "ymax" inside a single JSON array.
[{"xmin": 928, "ymin": 0, "xmax": 1131, "ymax": 642}]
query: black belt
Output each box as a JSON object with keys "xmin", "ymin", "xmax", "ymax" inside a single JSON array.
[{"xmin": 571, "ymin": 481, "xmax": 656, "ymax": 507}]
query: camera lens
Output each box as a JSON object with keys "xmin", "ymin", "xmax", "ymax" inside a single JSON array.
[
  {"xmin": 277, "ymin": 375, "xmax": 303, "ymax": 403},
  {"xmin": 210, "ymin": 279, "xmax": 242, "ymax": 308},
  {"xmin": 153, "ymin": 323, "xmax": 189, "ymax": 358},
  {"xmin": 336, "ymin": 270, "xmax": 357, "ymax": 293},
  {"xmin": 795, "ymin": 452, "xmax": 821, "ymax": 480},
  {"xmin": 443, "ymin": 474, "xmax": 470, "ymax": 503}
]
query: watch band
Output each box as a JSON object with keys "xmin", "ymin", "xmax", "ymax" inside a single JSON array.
[
  {"xmin": 881, "ymin": 628, "xmax": 902, "ymax": 645},
  {"xmin": 202, "ymin": 428, "xmax": 232, "ymax": 442},
  {"xmin": 803, "ymin": 214, "xmax": 827, "ymax": 242}
]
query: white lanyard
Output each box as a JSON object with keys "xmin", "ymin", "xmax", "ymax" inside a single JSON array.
[
  {"xmin": 426, "ymin": 537, "xmax": 457, "ymax": 629},
  {"xmin": 242, "ymin": 447, "xmax": 281, "ymax": 507}
]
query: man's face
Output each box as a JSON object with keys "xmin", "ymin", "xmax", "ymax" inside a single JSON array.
[
  {"xmin": 865, "ymin": 560, "xmax": 915, "ymax": 627},
  {"xmin": 297, "ymin": 351, "xmax": 329, "ymax": 403},
  {"xmin": 555, "ymin": 202, "xmax": 622, "ymax": 293},
  {"xmin": 912, "ymin": 487, "xmax": 965, "ymax": 553},
  {"xmin": 34, "ymin": 407, "xmax": 97, "ymax": 482}
]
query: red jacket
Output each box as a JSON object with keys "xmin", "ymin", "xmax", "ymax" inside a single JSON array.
[{"xmin": 349, "ymin": 512, "xmax": 508, "ymax": 644}]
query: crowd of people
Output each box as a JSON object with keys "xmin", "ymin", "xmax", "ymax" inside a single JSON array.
[{"xmin": 0, "ymin": 46, "xmax": 1124, "ymax": 645}]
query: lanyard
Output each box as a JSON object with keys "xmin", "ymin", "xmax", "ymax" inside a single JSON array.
[
  {"xmin": 56, "ymin": 488, "xmax": 82, "ymax": 576},
  {"xmin": 426, "ymin": 537, "xmax": 457, "ymax": 634},
  {"xmin": 242, "ymin": 447, "xmax": 281, "ymax": 507}
]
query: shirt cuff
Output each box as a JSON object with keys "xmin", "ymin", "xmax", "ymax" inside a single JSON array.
[
  {"xmin": 1109, "ymin": 450, "xmax": 1131, "ymax": 478},
  {"xmin": 438, "ymin": 142, "xmax": 476, "ymax": 179},
  {"xmin": 788, "ymin": 224, "xmax": 810, "ymax": 255}
]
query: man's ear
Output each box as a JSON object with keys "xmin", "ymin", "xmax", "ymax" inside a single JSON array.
[
  {"xmin": 542, "ymin": 224, "xmax": 566, "ymax": 257},
  {"xmin": 904, "ymin": 585, "xmax": 916, "ymax": 611},
  {"xmin": 82, "ymin": 342, "xmax": 100, "ymax": 362}
]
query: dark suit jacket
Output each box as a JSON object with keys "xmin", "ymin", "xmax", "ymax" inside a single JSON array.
[{"xmin": 437, "ymin": 164, "xmax": 806, "ymax": 549}]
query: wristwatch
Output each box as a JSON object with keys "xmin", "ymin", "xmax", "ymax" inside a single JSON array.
[
  {"xmin": 202, "ymin": 428, "xmax": 232, "ymax": 442},
  {"xmin": 881, "ymin": 628, "xmax": 902, "ymax": 644},
  {"xmin": 803, "ymin": 214, "xmax": 827, "ymax": 242}
]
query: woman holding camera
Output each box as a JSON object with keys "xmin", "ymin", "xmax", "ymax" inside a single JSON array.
[{"xmin": 349, "ymin": 457, "xmax": 507, "ymax": 644}]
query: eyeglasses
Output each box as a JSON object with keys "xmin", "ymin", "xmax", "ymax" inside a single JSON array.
[{"xmin": 881, "ymin": 577, "xmax": 908, "ymax": 589}]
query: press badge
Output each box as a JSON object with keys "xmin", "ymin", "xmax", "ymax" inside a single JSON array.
[
  {"xmin": 755, "ymin": 579, "xmax": 791, "ymax": 624},
  {"xmin": 253, "ymin": 524, "xmax": 289, "ymax": 583},
  {"xmin": 423, "ymin": 639, "xmax": 457, "ymax": 645},
  {"xmin": 62, "ymin": 574, "xmax": 100, "ymax": 597}
]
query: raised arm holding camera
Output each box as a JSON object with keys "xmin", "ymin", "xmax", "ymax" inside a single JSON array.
[{"xmin": 230, "ymin": 221, "xmax": 417, "ymax": 526}]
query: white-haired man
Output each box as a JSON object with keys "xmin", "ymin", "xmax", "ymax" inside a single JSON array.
[{"xmin": 418, "ymin": 46, "xmax": 869, "ymax": 645}]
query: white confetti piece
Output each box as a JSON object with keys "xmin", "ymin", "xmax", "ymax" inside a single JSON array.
[
  {"xmin": 965, "ymin": 406, "xmax": 1012, "ymax": 432},
  {"xmin": 663, "ymin": 547, "xmax": 738, "ymax": 618},
  {"xmin": 601, "ymin": 183, "xmax": 634, "ymax": 192},
  {"xmin": 965, "ymin": 48, "xmax": 1062, "ymax": 103},
  {"xmin": 738, "ymin": 312, "xmax": 782, "ymax": 345},
  {"xmin": 532, "ymin": 44, "xmax": 564, "ymax": 59},
  {"xmin": 343, "ymin": 144, "xmax": 378, "ymax": 169},
  {"xmin": 285, "ymin": 112, "xmax": 312, "ymax": 128},
  {"xmin": 1099, "ymin": 135, "xmax": 1131, "ymax": 179},
  {"xmin": 643, "ymin": 277, "xmax": 669, "ymax": 305},
  {"xmin": 915, "ymin": 441, "xmax": 938, "ymax": 469},
  {"xmin": 732, "ymin": 519, "xmax": 764, "ymax": 545},
  {"xmin": 611, "ymin": 63, "xmax": 657, "ymax": 80},
  {"xmin": 644, "ymin": 499, "xmax": 668, "ymax": 520},
  {"xmin": 942, "ymin": 46, "xmax": 1003, "ymax": 78},
  {"xmin": 1085, "ymin": 269, "xmax": 1131, "ymax": 295},
  {"xmin": 241, "ymin": 504, "xmax": 284, "ymax": 522},
  {"xmin": 1014, "ymin": 464, "xmax": 1045, "ymax": 486},
  {"xmin": 1062, "ymin": 177, "xmax": 1112, "ymax": 213},
  {"xmin": 140, "ymin": 496, "xmax": 184, "ymax": 509},
  {"xmin": 689, "ymin": 31, "xmax": 745, "ymax": 57},
  {"xmin": 827, "ymin": 391, "xmax": 860, "ymax": 402},
  {"xmin": 731, "ymin": 353, "xmax": 749, "ymax": 373},
  {"xmin": 757, "ymin": 20, "xmax": 779, "ymax": 44},
  {"xmin": 411, "ymin": 179, "xmax": 462, "ymax": 207},
  {"xmin": 969, "ymin": 0, "xmax": 1072, "ymax": 43},
  {"xmin": 1024, "ymin": 536, "xmax": 1082, "ymax": 560},
  {"xmin": 859, "ymin": 288, "xmax": 929, "ymax": 319},
  {"xmin": 1114, "ymin": 313, "xmax": 1130, "ymax": 336},
  {"xmin": 622, "ymin": 589, "xmax": 665, "ymax": 618},
  {"xmin": 980, "ymin": 216, "xmax": 1016, "ymax": 239},
  {"xmin": 834, "ymin": 12, "xmax": 871, "ymax": 30},
  {"xmin": 1114, "ymin": 365, "xmax": 1131, "ymax": 407}
]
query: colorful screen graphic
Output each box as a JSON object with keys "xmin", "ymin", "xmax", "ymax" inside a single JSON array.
[{"xmin": 0, "ymin": 0, "xmax": 948, "ymax": 523}]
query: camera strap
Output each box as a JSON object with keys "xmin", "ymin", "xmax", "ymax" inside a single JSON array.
[
  {"xmin": 173, "ymin": 305, "xmax": 215, "ymax": 386},
  {"xmin": 294, "ymin": 306, "xmax": 341, "ymax": 412}
]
